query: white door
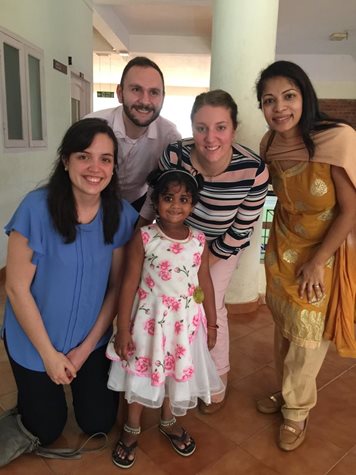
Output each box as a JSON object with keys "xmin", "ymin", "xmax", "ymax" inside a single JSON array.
[{"xmin": 70, "ymin": 72, "xmax": 91, "ymax": 123}]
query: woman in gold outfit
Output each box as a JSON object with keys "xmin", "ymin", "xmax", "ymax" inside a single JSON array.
[{"xmin": 255, "ymin": 60, "xmax": 356, "ymax": 452}]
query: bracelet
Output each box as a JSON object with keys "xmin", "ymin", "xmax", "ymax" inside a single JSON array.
[{"xmin": 207, "ymin": 324, "xmax": 219, "ymax": 330}]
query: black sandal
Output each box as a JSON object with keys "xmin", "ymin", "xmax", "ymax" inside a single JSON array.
[
  {"xmin": 159, "ymin": 417, "xmax": 196, "ymax": 457},
  {"xmin": 112, "ymin": 424, "xmax": 140, "ymax": 469}
]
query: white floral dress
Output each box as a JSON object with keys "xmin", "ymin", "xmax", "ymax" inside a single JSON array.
[{"xmin": 107, "ymin": 224, "xmax": 224, "ymax": 415}]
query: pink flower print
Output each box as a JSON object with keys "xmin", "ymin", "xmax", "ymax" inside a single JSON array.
[
  {"xmin": 182, "ymin": 366, "xmax": 194, "ymax": 381},
  {"xmin": 192, "ymin": 313, "xmax": 200, "ymax": 327},
  {"xmin": 170, "ymin": 242, "xmax": 184, "ymax": 254},
  {"xmin": 158, "ymin": 260, "xmax": 172, "ymax": 281},
  {"xmin": 144, "ymin": 318, "xmax": 155, "ymax": 336},
  {"xmin": 161, "ymin": 335, "xmax": 167, "ymax": 350},
  {"xmin": 197, "ymin": 232, "xmax": 205, "ymax": 246},
  {"xmin": 135, "ymin": 356, "xmax": 151, "ymax": 373},
  {"xmin": 138, "ymin": 288, "xmax": 148, "ymax": 300},
  {"xmin": 159, "ymin": 270, "xmax": 171, "ymax": 281},
  {"xmin": 193, "ymin": 252, "xmax": 201, "ymax": 267},
  {"xmin": 188, "ymin": 284, "xmax": 195, "ymax": 296},
  {"xmin": 174, "ymin": 265, "xmax": 189, "ymax": 277},
  {"xmin": 161, "ymin": 296, "xmax": 180, "ymax": 311},
  {"xmin": 141, "ymin": 231, "xmax": 150, "ymax": 244},
  {"xmin": 159, "ymin": 260, "xmax": 171, "ymax": 271},
  {"xmin": 170, "ymin": 298, "xmax": 181, "ymax": 312},
  {"xmin": 174, "ymin": 321, "xmax": 184, "ymax": 334},
  {"xmin": 175, "ymin": 344, "xmax": 186, "ymax": 359},
  {"xmin": 151, "ymin": 372, "xmax": 160, "ymax": 386},
  {"xmin": 164, "ymin": 354, "xmax": 175, "ymax": 371},
  {"xmin": 145, "ymin": 275, "xmax": 155, "ymax": 289}
]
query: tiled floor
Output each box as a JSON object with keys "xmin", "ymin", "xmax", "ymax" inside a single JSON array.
[{"xmin": 1, "ymin": 281, "xmax": 356, "ymax": 474}]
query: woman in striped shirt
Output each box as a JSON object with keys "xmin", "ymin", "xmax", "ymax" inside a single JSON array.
[{"xmin": 140, "ymin": 89, "xmax": 269, "ymax": 413}]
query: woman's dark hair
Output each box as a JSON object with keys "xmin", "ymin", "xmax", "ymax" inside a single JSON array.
[
  {"xmin": 191, "ymin": 89, "xmax": 238, "ymax": 130},
  {"xmin": 147, "ymin": 167, "xmax": 203, "ymax": 208},
  {"xmin": 47, "ymin": 118, "xmax": 121, "ymax": 244},
  {"xmin": 256, "ymin": 60, "xmax": 346, "ymax": 158}
]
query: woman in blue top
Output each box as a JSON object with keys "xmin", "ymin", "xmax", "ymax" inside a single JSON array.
[{"xmin": 3, "ymin": 118, "xmax": 138, "ymax": 446}]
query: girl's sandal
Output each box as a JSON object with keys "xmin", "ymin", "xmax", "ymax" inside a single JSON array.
[
  {"xmin": 159, "ymin": 417, "xmax": 196, "ymax": 457},
  {"xmin": 112, "ymin": 424, "xmax": 141, "ymax": 469}
]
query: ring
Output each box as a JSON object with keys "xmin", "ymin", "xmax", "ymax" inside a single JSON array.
[{"xmin": 315, "ymin": 284, "xmax": 320, "ymax": 288}]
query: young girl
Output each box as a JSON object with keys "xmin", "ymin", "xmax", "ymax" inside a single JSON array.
[{"xmin": 106, "ymin": 168, "xmax": 224, "ymax": 468}]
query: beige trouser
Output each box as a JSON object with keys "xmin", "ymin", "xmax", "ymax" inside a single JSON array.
[{"xmin": 274, "ymin": 325, "xmax": 330, "ymax": 422}]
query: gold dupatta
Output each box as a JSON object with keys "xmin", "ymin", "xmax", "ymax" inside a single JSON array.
[{"xmin": 261, "ymin": 124, "xmax": 356, "ymax": 356}]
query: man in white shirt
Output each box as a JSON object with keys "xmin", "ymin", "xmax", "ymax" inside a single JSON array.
[{"xmin": 85, "ymin": 56, "xmax": 181, "ymax": 211}]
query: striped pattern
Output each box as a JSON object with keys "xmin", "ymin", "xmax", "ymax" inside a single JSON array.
[{"xmin": 160, "ymin": 139, "xmax": 269, "ymax": 259}]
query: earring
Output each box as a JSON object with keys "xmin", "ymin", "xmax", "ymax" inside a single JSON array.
[{"xmin": 64, "ymin": 166, "xmax": 68, "ymax": 171}]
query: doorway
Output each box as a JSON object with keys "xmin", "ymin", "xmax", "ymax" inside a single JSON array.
[{"xmin": 70, "ymin": 72, "xmax": 90, "ymax": 123}]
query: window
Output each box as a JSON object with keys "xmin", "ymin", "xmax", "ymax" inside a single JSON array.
[{"xmin": 0, "ymin": 29, "xmax": 46, "ymax": 149}]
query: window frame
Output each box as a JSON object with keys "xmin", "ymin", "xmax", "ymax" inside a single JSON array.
[
  {"xmin": 0, "ymin": 28, "xmax": 47, "ymax": 150},
  {"xmin": 26, "ymin": 44, "xmax": 47, "ymax": 148}
]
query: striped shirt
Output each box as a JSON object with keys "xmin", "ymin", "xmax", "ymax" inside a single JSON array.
[{"xmin": 141, "ymin": 139, "xmax": 269, "ymax": 259}]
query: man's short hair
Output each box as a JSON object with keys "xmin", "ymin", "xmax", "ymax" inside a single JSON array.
[{"xmin": 120, "ymin": 56, "xmax": 165, "ymax": 94}]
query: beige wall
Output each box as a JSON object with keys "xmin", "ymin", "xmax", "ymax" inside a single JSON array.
[
  {"xmin": 315, "ymin": 82, "xmax": 356, "ymax": 99},
  {"xmin": 277, "ymin": 54, "xmax": 356, "ymax": 100}
]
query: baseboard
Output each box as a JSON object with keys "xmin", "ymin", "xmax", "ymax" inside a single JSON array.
[{"xmin": 227, "ymin": 294, "xmax": 265, "ymax": 315}]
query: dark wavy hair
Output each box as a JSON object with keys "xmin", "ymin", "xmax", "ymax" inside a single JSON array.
[
  {"xmin": 47, "ymin": 118, "xmax": 121, "ymax": 244},
  {"xmin": 190, "ymin": 89, "xmax": 238, "ymax": 130},
  {"xmin": 120, "ymin": 56, "xmax": 165, "ymax": 94},
  {"xmin": 256, "ymin": 60, "xmax": 347, "ymax": 158},
  {"xmin": 147, "ymin": 167, "xmax": 203, "ymax": 208}
]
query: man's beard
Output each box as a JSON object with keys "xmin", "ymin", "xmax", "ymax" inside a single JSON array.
[{"xmin": 123, "ymin": 102, "xmax": 161, "ymax": 128}]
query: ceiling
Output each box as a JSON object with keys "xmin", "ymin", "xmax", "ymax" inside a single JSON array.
[{"xmin": 92, "ymin": 0, "xmax": 356, "ymax": 86}]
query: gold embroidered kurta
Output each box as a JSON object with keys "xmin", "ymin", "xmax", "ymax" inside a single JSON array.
[{"xmin": 261, "ymin": 125, "xmax": 356, "ymax": 352}]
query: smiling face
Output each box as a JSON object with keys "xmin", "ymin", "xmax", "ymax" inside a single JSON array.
[
  {"xmin": 117, "ymin": 65, "xmax": 164, "ymax": 133},
  {"xmin": 64, "ymin": 133, "xmax": 115, "ymax": 202},
  {"xmin": 157, "ymin": 182, "xmax": 194, "ymax": 226},
  {"xmin": 192, "ymin": 105, "xmax": 236, "ymax": 166},
  {"xmin": 261, "ymin": 76, "xmax": 303, "ymax": 138}
]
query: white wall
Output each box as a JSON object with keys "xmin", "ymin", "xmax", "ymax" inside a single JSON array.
[
  {"xmin": 276, "ymin": 54, "xmax": 356, "ymax": 99},
  {"xmin": 0, "ymin": 0, "xmax": 94, "ymax": 267}
]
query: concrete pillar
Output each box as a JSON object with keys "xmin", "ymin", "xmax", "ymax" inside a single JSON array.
[{"xmin": 210, "ymin": 0, "xmax": 279, "ymax": 306}]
